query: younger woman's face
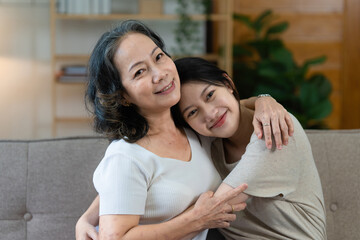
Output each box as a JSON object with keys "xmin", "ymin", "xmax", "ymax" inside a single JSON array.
[
  {"xmin": 179, "ymin": 82, "xmax": 240, "ymax": 138},
  {"xmin": 114, "ymin": 33, "xmax": 180, "ymax": 117}
]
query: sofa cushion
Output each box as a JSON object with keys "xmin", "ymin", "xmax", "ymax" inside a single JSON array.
[
  {"xmin": 0, "ymin": 142, "xmax": 28, "ymax": 240},
  {"xmin": 307, "ymin": 129, "xmax": 360, "ymax": 240},
  {"xmin": 0, "ymin": 137, "xmax": 109, "ymax": 240},
  {"xmin": 0, "ymin": 142, "xmax": 28, "ymax": 219}
]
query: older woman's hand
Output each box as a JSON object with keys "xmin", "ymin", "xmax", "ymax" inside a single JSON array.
[
  {"xmin": 253, "ymin": 96, "xmax": 294, "ymax": 150},
  {"xmin": 190, "ymin": 183, "xmax": 248, "ymax": 230}
]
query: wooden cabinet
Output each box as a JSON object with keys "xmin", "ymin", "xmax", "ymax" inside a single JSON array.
[{"xmin": 49, "ymin": 0, "xmax": 234, "ymax": 136}]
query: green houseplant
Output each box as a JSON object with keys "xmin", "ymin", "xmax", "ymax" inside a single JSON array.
[{"xmin": 233, "ymin": 10, "xmax": 332, "ymax": 129}]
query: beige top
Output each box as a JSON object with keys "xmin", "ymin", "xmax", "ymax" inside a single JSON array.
[{"xmin": 212, "ymin": 114, "xmax": 326, "ymax": 240}]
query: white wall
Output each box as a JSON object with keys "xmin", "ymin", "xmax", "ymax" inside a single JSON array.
[{"xmin": 0, "ymin": 2, "xmax": 52, "ymax": 139}]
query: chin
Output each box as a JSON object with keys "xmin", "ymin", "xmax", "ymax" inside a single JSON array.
[
  {"xmin": 169, "ymin": 96, "xmax": 181, "ymax": 107},
  {"xmin": 215, "ymin": 128, "xmax": 235, "ymax": 138}
]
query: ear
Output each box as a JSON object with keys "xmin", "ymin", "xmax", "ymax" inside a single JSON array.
[{"xmin": 222, "ymin": 73, "xmax": 235, "ymax": 93}]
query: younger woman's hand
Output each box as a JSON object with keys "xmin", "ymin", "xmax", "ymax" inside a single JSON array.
[
  {"xmin": 75, "ymin": 216, "xmax": 98, "ymax": 240},
  {"xmin": 253, "ymin": 96, "xmax": 294, "ymax": 150},
  {"xmin": 190, "ymin": 183, "xmax": 248, "ymax": 229}
]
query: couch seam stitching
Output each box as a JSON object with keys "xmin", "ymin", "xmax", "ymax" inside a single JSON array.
[
  {"xmin": 323, "ymin": 136, "xmax": 335, "ymax": 237},
  {"xmin": 25, "ymin": 142, "xmax": 29, "ymax": 239}
]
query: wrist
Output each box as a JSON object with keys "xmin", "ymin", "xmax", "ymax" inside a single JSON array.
[
  {"xmin": 185, "ymin": 208, "xmax": 204, "ymax": 232},
  {"xmin": 81, "ymin": 211, "xmax": 99, "ymax": 226},
  {"xmin": 255, "ymin": 94, "xmax": 275, "ymax": 107},
  {"xmin": 257, "ymin": 93, "xmax": 271, "ymax": 98}
]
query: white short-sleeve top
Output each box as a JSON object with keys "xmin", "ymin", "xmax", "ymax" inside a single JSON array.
[{"xmin": 93, "ymin": 128, "xmax": 222, "ymax": 239}]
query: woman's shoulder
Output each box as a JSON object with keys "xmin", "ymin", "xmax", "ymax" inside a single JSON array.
[
  {"xmin": 99, "ymin": 139, "xmax": 154, "ymax": 173},
  {"xmin": 94, "ymin": 140, "xmax": 153, "ymax": 185},
  {"xmin": 105, "ymin": 138, "xmax": 133, "ymax": 155}
]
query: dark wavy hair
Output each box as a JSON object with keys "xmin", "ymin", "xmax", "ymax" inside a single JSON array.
[
  {"xmin": 171, "ymin": 57, "xmax": 240, "ymax": 128},
  {"xmin": 85, "ymin": 20, "xmax": 170, "ymax": 142}
]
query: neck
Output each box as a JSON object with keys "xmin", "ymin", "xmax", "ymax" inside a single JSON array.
[
  {"xmin": 142, "ymin": 109, "xmax": 181, "ymax": 138},
  {"xmin": 224, "ymin": 104, "xmax": 254, "ymax": 149}
]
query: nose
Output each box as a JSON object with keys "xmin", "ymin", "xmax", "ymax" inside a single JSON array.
[
  {"xmin": 152, "ymin": 66, "xmax": 166, "ymax": 84},
  {"xmin": 204, "ymin": 105, "xmax": 217, "ymax": 123}
]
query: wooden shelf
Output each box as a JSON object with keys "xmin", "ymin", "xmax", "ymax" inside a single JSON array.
[
  {"xmin": 54, "ymin": 53, "xmax": 220, "ymax": 62},
  {"xmin": 54, "ymin": 55, "xmax": 89, "ymax": 61},
  {"xmin": 54, "ymin": 13, "xmax": 229, "ymax": 21},
  {"xmin": 55, "ymin": 80, "xmax": 87, "ymax": 85},
  {"xmin": 55, "ymin": 117, "xmax": 91, "ymax": 123}
]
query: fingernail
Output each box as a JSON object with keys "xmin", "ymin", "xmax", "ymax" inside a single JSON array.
[{"xmin": 277, "ymin": 145, "xmax": 282, "ymax": 150}]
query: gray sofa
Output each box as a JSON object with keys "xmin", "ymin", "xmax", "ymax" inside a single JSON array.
[{"xmin": 0, "ymin": 130, "xmax": 359, "ymax": 240}]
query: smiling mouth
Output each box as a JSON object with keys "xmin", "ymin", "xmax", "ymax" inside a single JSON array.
[
  {"xmin": 155, "ymin": 81, "xmax": 174, "ymax": 94},
  {"xmin": 210, "ymin": 111, "xmax": 227, "ymax": 129}
]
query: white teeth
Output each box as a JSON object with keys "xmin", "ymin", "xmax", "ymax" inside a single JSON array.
[{"xmin": 161, "ymin": 82, "xmax": 173, "ymax": 92}]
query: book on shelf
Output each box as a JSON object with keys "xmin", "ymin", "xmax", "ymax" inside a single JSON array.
[
  {"xmin": 61, "ymin": 65, "xmax": 87, "ymax": 75},
  {"xmin": 56, "ymin": 0, "xmax": 111, "ymax": 15},
  {"xmin": 57, "ymin": 0, "xmax": 66, "ymax": 13},
  {"xmin": 57, "ymin": 65, "xmax": 88, "ymax": 83},
  {"xmin": 57, "ymin": 74, "xmax": 88, "ymax": 83}
]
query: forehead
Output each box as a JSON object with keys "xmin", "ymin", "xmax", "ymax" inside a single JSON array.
[
  {"xmin": 114, "ymin": 33, "xmax": 156, "ymax": 67},
  {"xmin": 179, "ymin": 82, "xmax": 207, "ymax": 105},
  {"xmin": 120, "ymin": 32, "xmax": 155, "ymax": 48}
]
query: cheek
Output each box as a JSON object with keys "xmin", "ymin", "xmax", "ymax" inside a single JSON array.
[{"xmin": 187, "ymin": 119, "xmax": 206, "ymax": 134}]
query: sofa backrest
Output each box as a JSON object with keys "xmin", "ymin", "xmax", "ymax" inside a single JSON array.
[
  {"xmin": 0, "ymin": 137, "xmax": 109, "ymax": 240},
  {"xmin": 306, "ymin": 129, "xmax": 360, "ymax": 240},
  {"xmin": 0, "ymin": 130, "xmax": 359, "ymax": 240}
]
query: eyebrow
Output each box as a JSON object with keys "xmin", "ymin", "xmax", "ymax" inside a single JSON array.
[
  {"xmin": 128, "ymin": 46, "xmax": 159, "ymax": 72},
  {"xmin": 181, "ymin": 84, "xmax": 211, "ymax": 116}
]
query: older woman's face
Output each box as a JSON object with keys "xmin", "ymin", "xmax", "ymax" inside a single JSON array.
[{"xmin": 114, "ymin": 33, "xmax": 180, "ymax": 117}]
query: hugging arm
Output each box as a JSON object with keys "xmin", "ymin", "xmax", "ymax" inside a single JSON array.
[
  {"xmin": 76, "ymin": 184, "xmax": 248, "ymax": 240},
  {"xmin": 76, "ymin": 195, "xmax": 100, "ymax": 240},
  {"xmin": 240, "ymin": 96, "xmax": 294, "ymax": 150}
]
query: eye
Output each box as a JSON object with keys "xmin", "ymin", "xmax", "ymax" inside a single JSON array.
[
  {"xmin": 134, "ymin": 69, "xmax": 145, "ymax": 78},
  {"xmin": 187, "ymin": 109, "xmax": 197, "ymax": 118},
  {"xmin": 206, "ymin": 90, "xmax": 215, "ymax": 100},
  {"xmin": 156, "ymin": 52, "xmax": 164, "ymax": 61}
]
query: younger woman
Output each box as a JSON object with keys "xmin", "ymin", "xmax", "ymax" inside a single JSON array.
[{"xmin": 175, "ymin": 57, "xmax": 326, "ymax": 240}]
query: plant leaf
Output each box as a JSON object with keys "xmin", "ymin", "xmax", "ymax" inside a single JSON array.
[
  {"xmin": 253, "ymin": 9, "xmax": 273, "ymax": 33},
  {"xmin": 233, "ymin": 44, "xmax": 253, "ymax": 57},
  {"xmin": 299, "ymin": 82, "xmax": 319, "ymax": 107},
  {"xmin": 304, "ymin": 56, "xmax": 327, "ymax": 66},
  {"xmin": 306, "ymin": 99, "xmax": 332, "ymax": 120},
  {"xmin": 308, "ymin": 74, "xmax": 332, "ymax": 100},
  {"xmin": 298, "ymin": 56, "xmax": 326, "ymax": 79},
  {"xmin": 270, "ymin": 48, "xmax": 294, "ymax": 71},
  {"xmin": 233, "ymin": 13, "xmax": 253, "ymax": 29},
  {"xmin": 257, "ymin": 60, "xmax": 280, "ymax": 78},
  {"xmin": 265, "ymin": 22, "xmax": 289, "ymax": 37}
]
